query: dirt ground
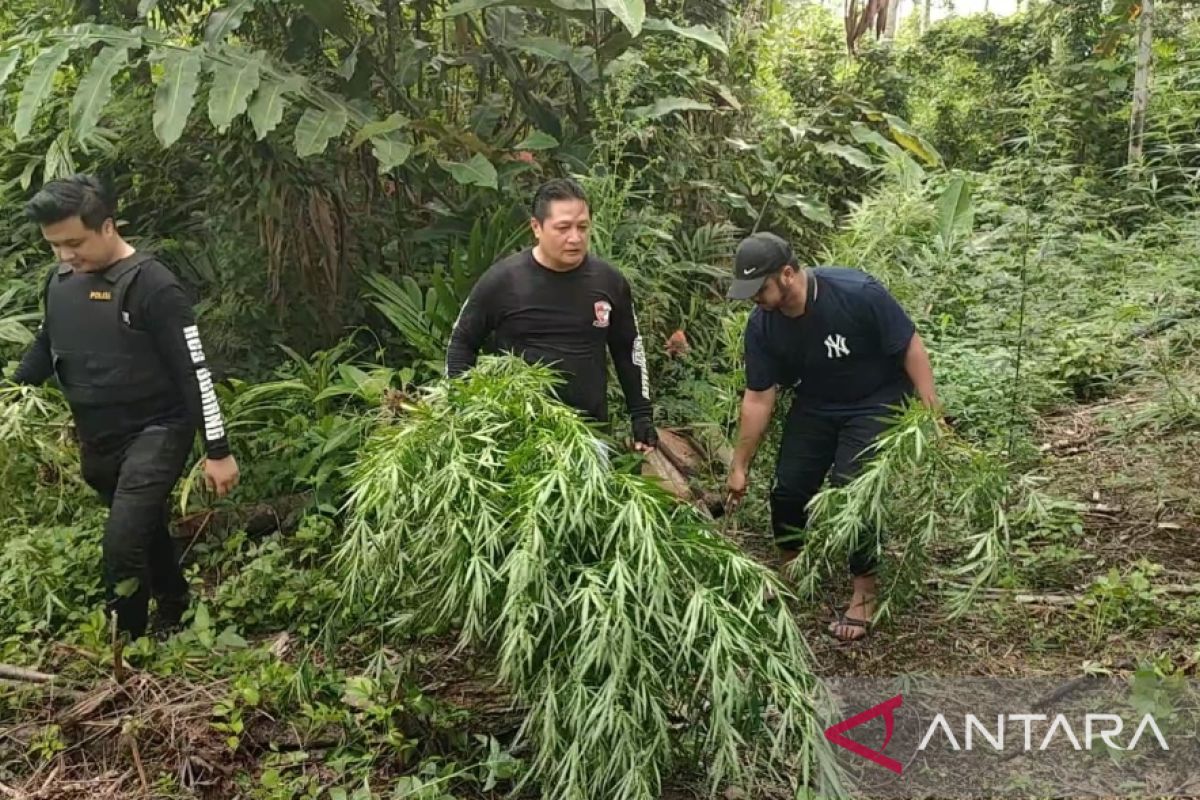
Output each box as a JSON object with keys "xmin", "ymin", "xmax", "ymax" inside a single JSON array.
[{"xmin": 792, "ymin": 388, "xmax": 1200, "ymax": 679}]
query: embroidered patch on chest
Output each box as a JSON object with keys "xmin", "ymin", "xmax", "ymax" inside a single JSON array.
[
  {"xmin": 593, "ymin": 300, "xmax": 612, "ymax": 328},
  {"xmin": 89, "ymin": 290, "xmax": 113, "ymax": 301}
]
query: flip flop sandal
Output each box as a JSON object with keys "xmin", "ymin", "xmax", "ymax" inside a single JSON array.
[{"xmin": 827, "ymin": 613, "xmax": 871, "ymax": 642}]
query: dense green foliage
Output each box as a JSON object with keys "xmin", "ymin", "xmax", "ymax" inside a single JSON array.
[{"xmin": 2, "ymin": 0, "xmax": 1200, "ymax": 796}]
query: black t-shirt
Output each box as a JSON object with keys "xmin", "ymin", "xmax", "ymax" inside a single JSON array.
[
  {"xmin": 445, "ymin": 248, "xmax": 652, "ymax": 426},
  {"xmin": 744, "ymin": 266, "xmax": 916, "ymax": 415}
]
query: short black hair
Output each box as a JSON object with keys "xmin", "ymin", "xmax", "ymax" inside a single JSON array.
[
  {"xmin": 532, "ymin": 178, "xmax": 589, "ymax": 222},
  {"xmin": 25, "ymin": 174, "xmax": 116, "ymax": 231}
]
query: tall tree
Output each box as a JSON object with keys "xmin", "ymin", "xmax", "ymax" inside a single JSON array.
[
  {"xmin": 1127, "ymin": 0, "xmax": 1154, "ymax": 171},
  {"xmin": 884, "ymin": 0, "xmax": 901, "ymax": 40},
  {"xmin": 844, "ymin": 0, "xmax": 890, "ymax": 53}
]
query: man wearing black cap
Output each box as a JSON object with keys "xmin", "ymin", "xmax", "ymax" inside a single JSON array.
[{"xmin": 724, "ymin": 232, "xmax": 939, "ymax": 642}]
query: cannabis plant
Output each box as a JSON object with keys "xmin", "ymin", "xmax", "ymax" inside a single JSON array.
[
  {"xmin": 794, "ymin": 401, "xmax": 1070, "ymax": 621},
  {"xmin": 0, "ymin": 385, "xmax": 81, "ymax": 522},
  {"xmin": 336, "ymin": 356, "xmax": 843, "ymax": 799}
]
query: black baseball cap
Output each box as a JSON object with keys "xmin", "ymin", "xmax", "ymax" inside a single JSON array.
[{"xmin": 726, "ymin": 232, "xmax": 795, "ymax": 300}]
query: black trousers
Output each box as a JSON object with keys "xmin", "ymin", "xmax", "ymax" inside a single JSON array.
[
  {"xmin": 770, "ymin": 403, "xmax": 894, "ymax": 576},
  {"xmin": 79, "ymin": 424, "xmax": 194, "ymax": 639}
]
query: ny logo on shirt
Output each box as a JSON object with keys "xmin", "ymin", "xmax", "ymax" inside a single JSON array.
[{"xmin": 824, "ymin": 333, "xmax": 850, "ymax": 359}]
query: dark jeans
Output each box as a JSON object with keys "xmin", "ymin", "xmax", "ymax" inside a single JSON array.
[
  {"xmin": 80, "ymin": 424, "xmax": 194, "ymax": 639},
  {"xmin": 770, "ymin": 404, "xmax": 894, "ymax": 576}
]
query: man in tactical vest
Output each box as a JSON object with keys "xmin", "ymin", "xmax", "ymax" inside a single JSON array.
[{"xmin": 6, "ymin": 174, "xmax": 239, "ymax": 641}]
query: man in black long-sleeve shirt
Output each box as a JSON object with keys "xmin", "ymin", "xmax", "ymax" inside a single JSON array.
[
  {"xmin": 446, "ymin": 178, "xmax": 656, "ymax": 449},
  {"xmin": 6, "ymin": 174, "xmax": 239, "ymax": 640}
]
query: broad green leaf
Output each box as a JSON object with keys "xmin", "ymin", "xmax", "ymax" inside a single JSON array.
[
  {"xmin": 511, "ymin": 35, "xmax": 578, "ymax": 61},
  {"xmin": 298, "ymin": 0, "xmax": 353, "ymax": 36},
  {"xmin": 599, "ymin": 0, "xmax": 645, "ymax": 36},
  {"xmin": 799, "ymin": 197, "xmax": 833, "ymax": 227},
  {"xmin": 0, "ymin": 51, "xmax": 21, "ymax": 91},
  {"xmin": 294, "ymin": 105, "xmax": 349, "ymax": 157},
  {"xmin": 514, "ymin": 130, "xmax": 558, "ymax": 150},
  {"xmin": 937, "ymin": 176, "xmax": 974, "ymax": 247},
  {"xmin": 208, "ymin": 56, "xmax": 262, "ymax": 134},
  {"xmin": 44, "ymin": 130, "xmax": 75, "ymax": 180},
  {"xmin": 205, "ymin": 0, "xmax": 258, "ymax": 44},
  {"xmin": 350, "ymin": 111, "xmax": 407, "ymax": 149},
  {"xmin": 485, "ymin": 7, "xmax": 527, "ymax": 40},
  {"xmin": 371, "ymin": 133, "xmax": 412, "ymax": 172},
  {"xmin": 0, "ymin": 320, "xmax": 34, "ymax": 346},
  {"xmin": 816, "ymin": 141, "xmax": 874, "ymax": 170},
  {"xmin": 884, "ymin": 113, "xmax": 942, "ymax": 166},
  {"xmin": 341, "ymin": 676, "xmax": 378, "ymax": 710},
  {"xmin": 153, "ymin": 48, "xmax": 201, "ymax": 147},
  {"xmin": 62, "ymin": 23, "xmax": 143, "ymax": 46},
  {"xmin": 248, "ymin": 77, "xmax": 301, "ymax": 140},
  {"xmin": 192, "ymin": 602, "xmax": 211, "ymax": 630},
  {"xmin": 138, "ymin": 0, "xmax": 160, "ymax": 15},
  {"xmin": 642, "ymin": 18, "xmax": 726, "ymax": 54},
  {"xmin": 630, "ymin": 96, "xmax": 711, "ymax": 120},
  {"xmin": 511, "ymin": 36, "xmax": 598, "ymax": 83},
  {"xmin": 438, "ymin": 154, "xmax": 498, "ymax": 190},
  {"xmin": 776, "ymin": 192, "xmax": 833, "ymax": 227},
  {"xmin": 216, "ymin": 627, "xmax": 248, "ymax": 649},
  {"xmin": 71, "ymin": 45, "xmax": 129, "ymax": 141},
  {"xmin": 14, "ymin": 42, "xmax": 74, "ymax": 140},
  {"xmin": 849, "ymin": 122, "xmax": 894, "ymax": 152},
  {"xmin": 335, "ymin": 49, "xmax": 358, "ymax": 81}
]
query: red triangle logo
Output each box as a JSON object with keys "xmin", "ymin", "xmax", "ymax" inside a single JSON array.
[{"xmin": 823, "ymin": 693, "xmax": 905, "ymax": 774}]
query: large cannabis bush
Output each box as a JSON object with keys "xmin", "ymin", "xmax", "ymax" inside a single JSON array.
[{"xmin": 336, "ymin": 356, "xmax": 842, "ymax": 799}]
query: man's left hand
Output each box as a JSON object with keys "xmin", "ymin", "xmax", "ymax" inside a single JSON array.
[{"xmin": 204, "ymin": 454, "xmax": 240, "ymax": 497}]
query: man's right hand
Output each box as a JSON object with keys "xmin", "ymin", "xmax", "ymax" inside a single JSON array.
[
  {"xmin": 204, "ymin": 455, "xmax": 240, "ymax": 498},
  {"xmin": 726, "ymin": 463, "xmax": 748, "ymax": 511}
]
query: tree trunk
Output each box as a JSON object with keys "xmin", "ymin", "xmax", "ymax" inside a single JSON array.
[
  {"xmin": 1127, "ymin": 0, "xmax": 1154, "ymax": 173},
  {"xmin": 921, "ymin": 0, "xmax": 931, "ymax": 32},
  {"xmin": 884, "ymin": 0, "xmax": 901, "ymax": 40}
]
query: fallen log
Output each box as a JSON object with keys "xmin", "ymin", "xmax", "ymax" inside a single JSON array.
[
  {"xmin": 172, "ymin": 492, "xmax": 311, "ymax": 540},
  {"xmin": 642, "ymin": 448, "xmax": 692, "ymax": 502},
  {"xmin": 641, "ymin": 427, "xmax": 732, "ymax": 520},
  {"xmin": 655, "ymin": 428, "xmax": 705, "ymax": 476},
  {"xmin": 0, "ymin": 664, "xmax": 56, "ymax": 684}
]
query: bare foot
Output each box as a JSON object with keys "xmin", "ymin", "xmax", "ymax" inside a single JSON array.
[{"xmin": 828, "ymin": 574, "xmax": 877, "ymax": 642}]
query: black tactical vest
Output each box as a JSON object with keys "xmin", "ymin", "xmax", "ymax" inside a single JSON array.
[{"xmin": 45, "ymin": 253, "xmax": 177, "ymax": 407}]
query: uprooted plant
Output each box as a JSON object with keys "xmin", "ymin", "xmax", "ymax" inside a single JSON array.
[
  {"xmin": 333, "ymin": 355, "xmax": 845, "ymax": 800},
  {"xmin": 793, "ymin": 401, "xmax": 1076, "ymax": 621}
]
